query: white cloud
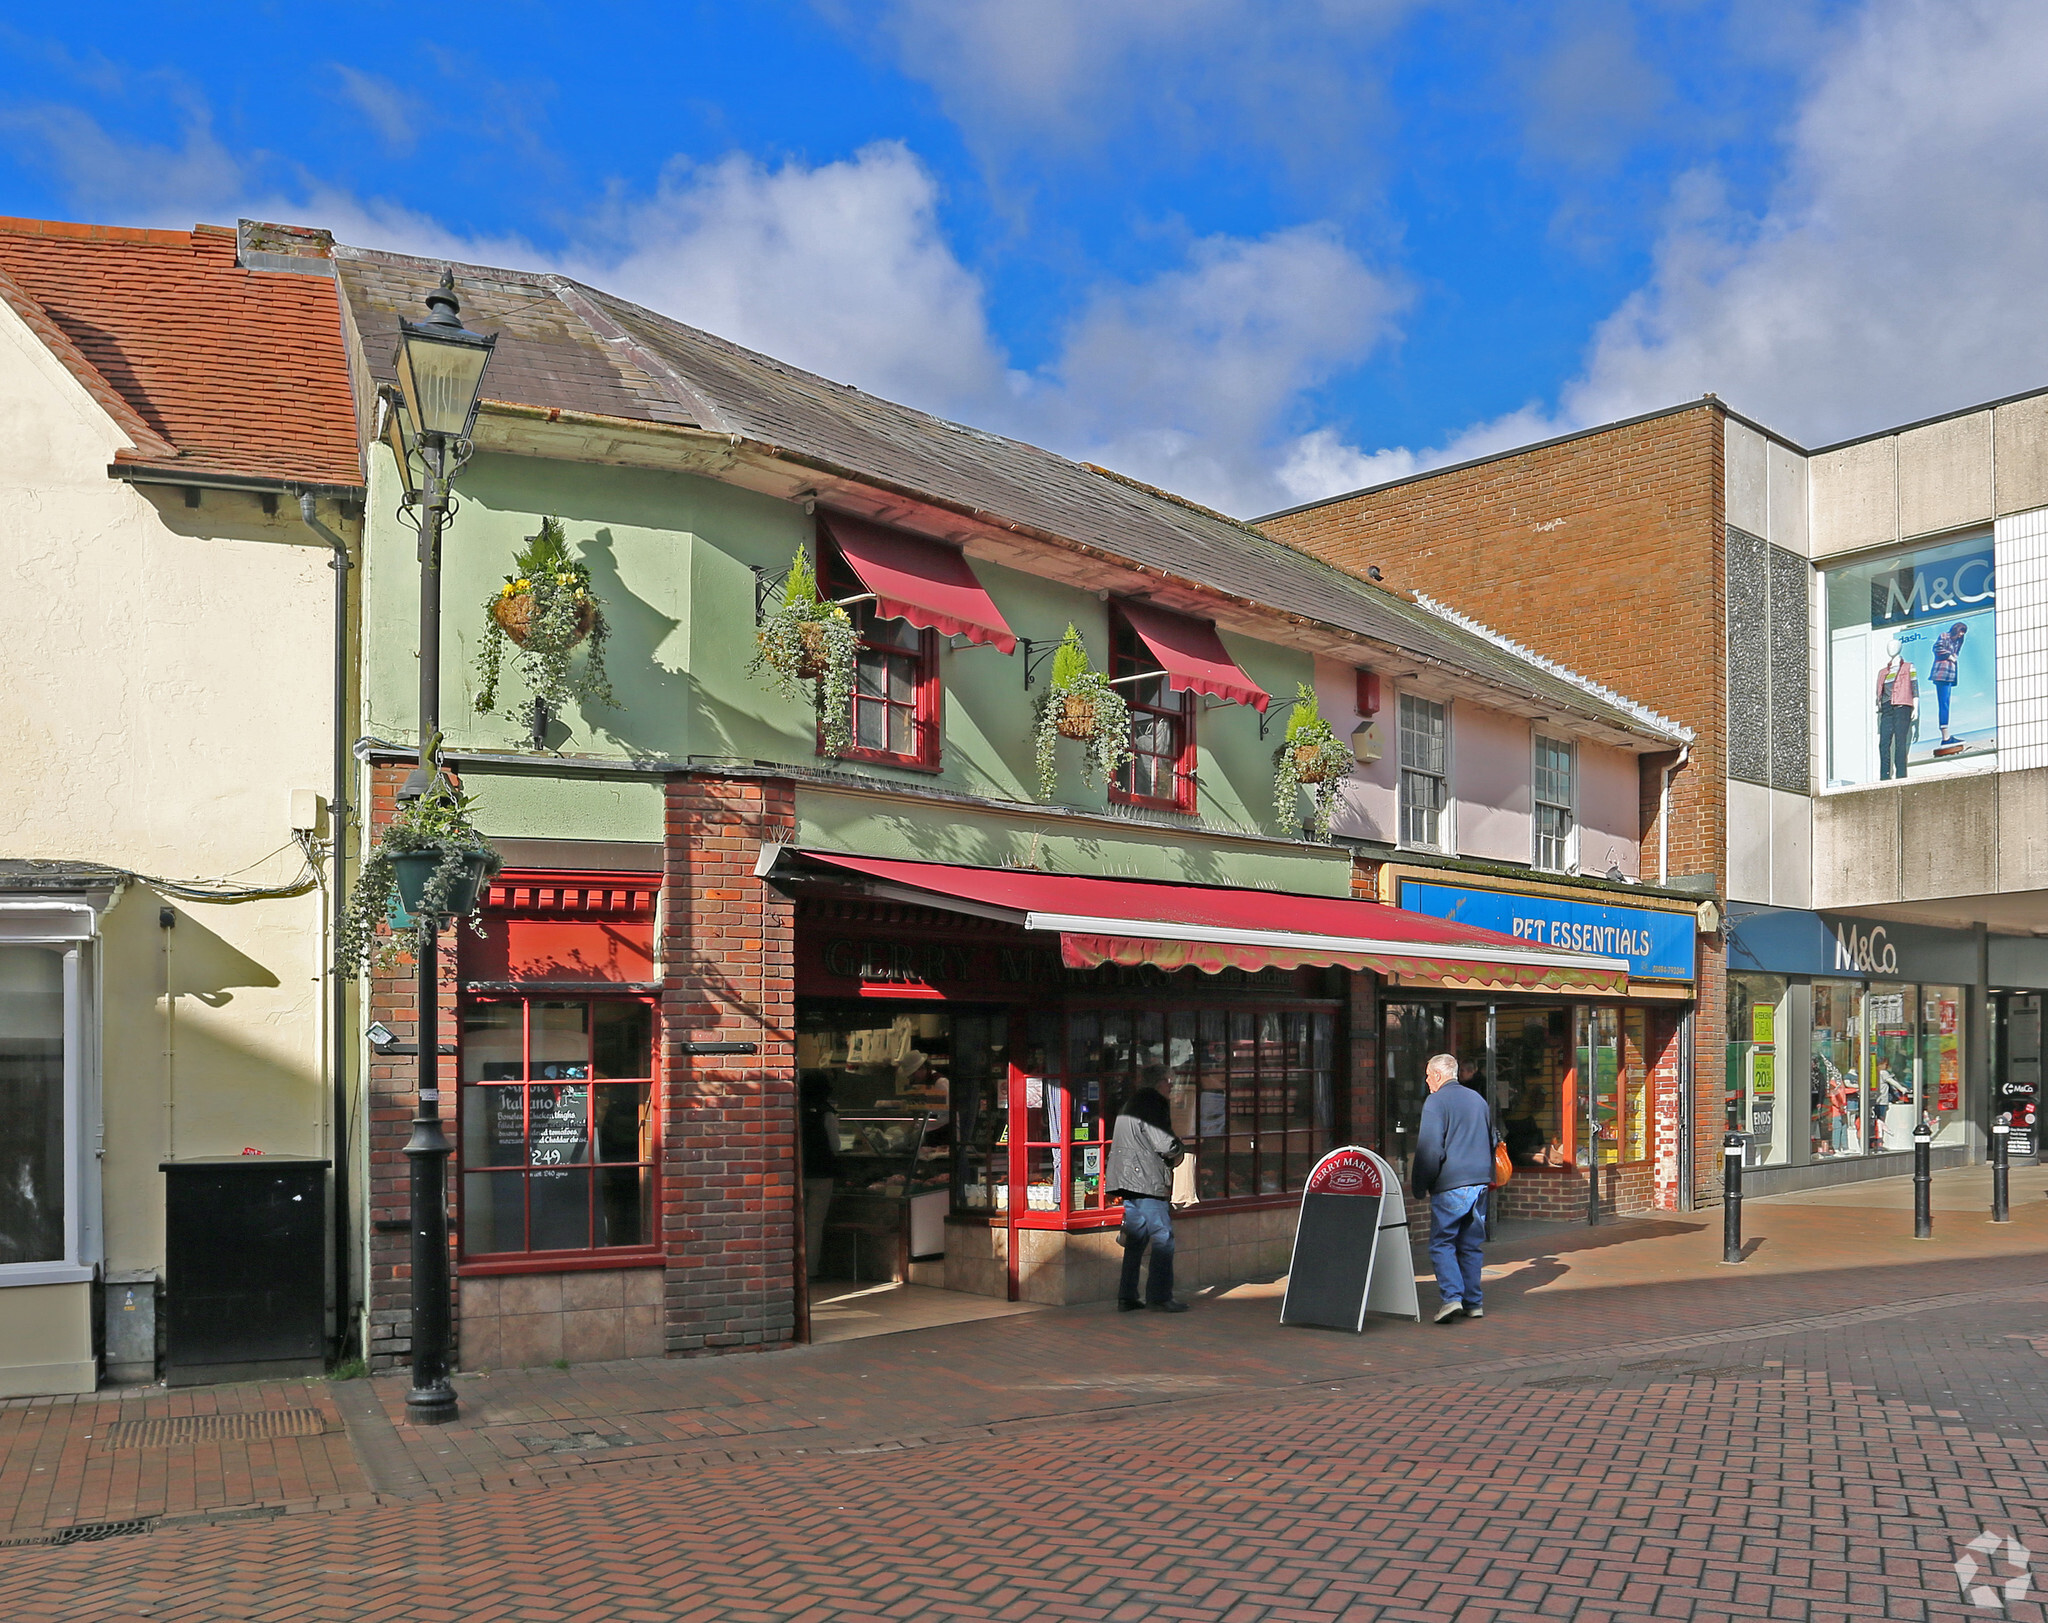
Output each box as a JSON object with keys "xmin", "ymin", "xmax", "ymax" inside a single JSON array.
[
  {"xmin": 332, "ymin": 67, "xmax": 422, "ymax": 156},
  {"xmin": 1566, "ymin": 0, "xmax": 2048, "ymax": 443}
]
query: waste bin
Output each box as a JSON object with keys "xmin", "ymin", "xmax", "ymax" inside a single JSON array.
[{"xmin": 161, "ymin": 1156, "xmax": 328, "ymax": 1385}]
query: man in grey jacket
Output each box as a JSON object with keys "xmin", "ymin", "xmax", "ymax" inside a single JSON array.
[
  {"xmin": 1410, "ymin": 1052, "xmax": 1494, "ymax": 1325},
  {"xmin": 1106, "ymin": 1085, "xmax": 1187, "ymax": 1312}
]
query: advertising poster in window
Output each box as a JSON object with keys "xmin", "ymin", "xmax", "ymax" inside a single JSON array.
[{"xmin": 1827, "ymin": 533, "xmax": 1995, "ymax": 786}]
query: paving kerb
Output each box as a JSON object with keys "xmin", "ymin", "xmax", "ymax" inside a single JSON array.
[{"xmin": 5, "ymin": 1165, "xmax": 2043, "ymax": 1544}]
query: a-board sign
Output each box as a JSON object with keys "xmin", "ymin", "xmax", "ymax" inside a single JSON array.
[{"xmin": 1279, "ymin": 1146, "xmax": 1421, "ymax": 1332}]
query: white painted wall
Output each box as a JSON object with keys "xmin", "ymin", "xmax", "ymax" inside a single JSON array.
[{"xmin": 0, "ymin": 293, "xmax": 345, "ymax": 1394}]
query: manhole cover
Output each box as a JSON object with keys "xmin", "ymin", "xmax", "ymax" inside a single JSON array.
[{"xmin": 98, "ymin": 1409, "xmax": 328, "ymax": 1449}]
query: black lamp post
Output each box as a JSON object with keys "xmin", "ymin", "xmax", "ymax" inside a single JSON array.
[{"xmin": 387, "ymin": 271, "xmax": 496, "ymax": 1426}]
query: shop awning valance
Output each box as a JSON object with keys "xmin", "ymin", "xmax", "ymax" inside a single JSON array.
[
  {"xmin": 774, "ymin": 851, "xmax": 1629, "ymax": 994},
  {"xmin": 818, "ymin": 513, "xmax": 1018, "ymax": 653},
  {"xmin": 1116, "ymin": 599, "xmax": 1270, "ymax": 711}
]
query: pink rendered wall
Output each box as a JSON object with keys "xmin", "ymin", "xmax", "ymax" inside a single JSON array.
[
  {"xmin": 1577, "ymin": 740, "xmax": 1643, "ymax": 879},
  {"xmin": 1319, "ymin": 656, "xmax": 1395, "ymax": 843},
  {"xmin": 1452, "ymin": 700, "xmax": 1532, "ymax": 863}
]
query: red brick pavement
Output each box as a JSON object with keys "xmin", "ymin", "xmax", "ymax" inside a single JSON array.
[{"xmin": 6, "ymin": 1178, "xmax": 2046, "ymax": 1619}]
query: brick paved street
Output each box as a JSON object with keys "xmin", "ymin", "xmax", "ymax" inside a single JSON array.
[{"xmin": 8, "ymin": 1169, "xmax": 2048, "ymax": 1621}]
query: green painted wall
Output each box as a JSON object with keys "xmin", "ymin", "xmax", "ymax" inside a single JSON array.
[{"xmin": 362, "ymin": 445, "xmax": 1329, "ymax": 875}]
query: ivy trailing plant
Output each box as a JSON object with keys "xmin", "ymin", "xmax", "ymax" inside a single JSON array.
[
  {"xmin": 1272, "ymin": 682, "xmax": 1355, "ymax": 841},
  {"xmin": 750, "ymin": 545, "xmax": 858, "ymax": 755},
  {"xmin": 1031, "ymin": 624, "xmax": 1133, "ymax": 800},
  {"xmin": 335, "ymin": 738, "xmax": 500, "ymax": 976},
  {"xmin": 474, "ymin": 518, "xmax": 618, "ymax": 734}
]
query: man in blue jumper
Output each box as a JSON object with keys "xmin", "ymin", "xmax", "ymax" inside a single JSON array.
[{"xmin": 1410, "ymin": 1052, "xmax": 1494, "ymax": 1324}]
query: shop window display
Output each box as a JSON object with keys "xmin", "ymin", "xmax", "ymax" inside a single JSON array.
[
  {"xmin": 1922, "ymin": 986, "xmax": 1964, "ymax": 1147},
  {"xmin": 1622, "ymin": 1008, "xmax": 1650, "ymax": 1163},
  {"xmin": 1726, "ymin": 973, "xmax": 1790, "ymax": 1165},
  {"xmin": 1865, "ymin": 983, "xmax": 1918, "ymax": 1153},
  {"xmin": 1579, "ymin": 1008, "xmax": 1622, "ymax": 1166},
  {"xmin": 459, "ymin": 997, "xmax": 658, "ymax": 1259},
  {"xmin": 1811, "ymin": 980, "xmax": 1865, "ymax": 1157}
]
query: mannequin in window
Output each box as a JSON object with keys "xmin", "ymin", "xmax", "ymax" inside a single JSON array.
[
  {"xmin": 1930, "ymin": 620, "xmax": 1969, "ymax": 757},
  {"xmin": 1874, "ymin": 634, "xmax": 1918, "ymax": 781}
]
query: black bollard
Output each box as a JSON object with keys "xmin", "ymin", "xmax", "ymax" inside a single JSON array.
[
  {"xmin": 1913, "ymin": 1116, "xmax": 1934, "ymax": 1239},
  {"xmin": 1993, "ymin": 1113, "xmax": 2011, "ymax": 1224},
  {"xmin": 1722, "ymin": 1132, "xmax": 1744, "ymax": 1264}
]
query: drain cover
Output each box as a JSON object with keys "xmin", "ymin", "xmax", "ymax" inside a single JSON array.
[
  {"xmin": 47, "ymin": 1519, "xmax": 156, "ymax": 1545},
  {"xmin": 98, "ymin": 1409, "xmax": 328, "ymax": 1449}
]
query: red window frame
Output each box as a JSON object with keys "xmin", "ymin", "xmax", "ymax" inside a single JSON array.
[
  {"xmin": 819, "ymin": 540, "xmax": 942, "ymax": 770},
  {"xmin": 1108, "ymin": 610, "xmax": 1196, "ymax": 812},
  {"xmin": 455, "ymin": 991, "xmax": 662, "ymax": 1274}
]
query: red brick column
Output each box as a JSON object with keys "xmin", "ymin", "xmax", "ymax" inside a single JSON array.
[
  {"xmin": 660, "ymin": 773, "xmax": 799, "ymax": 1355},
  {"xmin": 1347, "ymin": 971, "xmax": 1379, "ymax": 1149},
  {"xmin": 362, "ymin": 762, "xmax": 461, "ymax": 1373}
]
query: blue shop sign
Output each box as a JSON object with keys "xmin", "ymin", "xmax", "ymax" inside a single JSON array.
[{"xmin": 1397, "ymin": 879, "xmax": 1695, "ymax": 983}]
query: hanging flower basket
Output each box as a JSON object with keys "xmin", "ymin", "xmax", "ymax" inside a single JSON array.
[
  {"xmin": 1273, "ymin": 683, "xmax": 1354, "ymax": 841},
  {"xmin": 490, "ymin": 587, "xmax": 597, "ymax": 650},
  {"xmin": 793, "ymin": 619, "xmax": 835, "ymax": 682},
  {"xmin": 335, "ymin": 756, "xmax": 500, "ymax": 976},
  {"xmin": 391, "ymin": 846, "xmax": 501, "ymax": 919},
  {"xmin": 1032, "ymin": 626, "xmax": 1132, "ymax": 799},
  {"xmin": 1055, "ymin": 691, "xmax": 1100, "ymax": 741},
  {"xmin": 750, "ymin": 545, "xmax": 858, "ymax": 755},
  {"xmin": 474, "ymin": 518, "xmax": 618, "ymax": 732}
]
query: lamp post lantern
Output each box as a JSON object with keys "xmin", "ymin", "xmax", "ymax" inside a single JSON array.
[{"xmin": 388, "ymin": 271, "xmax": 496, "ymax": 1426}]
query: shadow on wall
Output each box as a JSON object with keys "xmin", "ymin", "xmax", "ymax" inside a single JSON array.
[{"xmin": 564, "ymin": 527, "xmax": 679, "ymax": 759}]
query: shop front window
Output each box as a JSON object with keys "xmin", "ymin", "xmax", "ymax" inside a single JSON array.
[
  {"xmin": 1865, "ymin": 982, "xmax": 1918, "ymax": 1154},
  {"xmin": 1811, "ymin": 980, "xmax": 1864, "ymax": 1157},
  {"xmin": 459, "ymin": 996, "xmax": 658, "ymax": 1259},
  {"xmin": 1726, "ymin": 973, "xmax": 1790, "ymax": 1166},
  {"xmin": 1922, "ymin": 985, "xmax": 1964, "ymax": 1147},
  {"xmin": 0, "ymin": 945, "xmax": 67, "ymax": 1267},
  {"xmin": 1579, "ymin": 1007, "xmax": 1622, "ymax": 1166},
  {"xmin": 1622, "ymin": 1008, "xmax": 1650, "ymax": 1163},
  {"xmin": 1498, "ymin": 1008, "xmax": 1572, "ymax": 1169}
]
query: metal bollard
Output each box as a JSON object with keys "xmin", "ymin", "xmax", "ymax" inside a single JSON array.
[
  {"xmin": 1913, "ymin": 1116, "xmax": 1934, "ymax": 1239},
  {"xmin": 1993, "ymin": 1113, "xmax": 2011, "ymax": 1224},
  {"xmin": 1722, "ymin": 1132, "xmax": 1744, "ymax": 1264}
]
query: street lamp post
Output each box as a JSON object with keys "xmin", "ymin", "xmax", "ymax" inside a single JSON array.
[{"xmin": 386, "ymin": 271, "xmax": 496, "ymax": 1426}]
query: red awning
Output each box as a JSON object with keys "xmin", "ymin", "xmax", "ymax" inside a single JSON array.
[
  {"xmin": 819, "ymin": 513, "xmax": 1017, "ymax": 653},
  {"xmin": 777, "ymin": 852, "xmax": 1629, "ymax": 994},
  {"xmin": 1117, "ymin": 599, "xmax": 1270, "ymax": 711}
]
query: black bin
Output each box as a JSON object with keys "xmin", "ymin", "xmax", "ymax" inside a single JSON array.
[{"xmin": 161, "ymin": 1156, "xmax": 328, "ymax": 1385}]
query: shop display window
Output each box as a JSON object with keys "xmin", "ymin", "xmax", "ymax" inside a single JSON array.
[
  {"xmin": 1811, "ymin": 980, "xmax": 1865, "ymax": 1157},
  {"xmin": 1622, "ymin": 1008, "xmax": 1649, "ymax": 1164},
  {"xmin": 1497, "ymin": 1009, "xmax": 1572, "ymax": 1169},
  {"xmin": 1579, "ymin": 1008, "xmax": 1622, "ymax": 1166},
  {"xmin": 1922, "ymin": 986, "xmax": 1964, "ymax": 1147},
  {"xmin": 459, "ymin": 996, "xmax": 658, "ymax": 1260},
  {"xmin": 1726, "ymin": 973, "xmax": 1789, "ymax": 1166},
  {"xmin": 796, "ymin": 1002, "xmax": 959, "ymax": 1192},
  {"xmin": 0, "ymin": 945, "xmax": 68, "ymax": 1267},
  {"xmin": 1865, "ymin": 983, "xmax": 1918, "ymax": 1154}
]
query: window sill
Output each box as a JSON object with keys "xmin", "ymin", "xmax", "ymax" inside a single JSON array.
[
  {"xmin": 826, "ymin": 749, "xmax": 945, "ymax": 776},
  {"xmin": 457, "ymin": 1249, "xmax": 665, "ymax": 1277},
  {"xmin": 0, "ymin": 1263, "xmax": 94, "ymax": 1289}
]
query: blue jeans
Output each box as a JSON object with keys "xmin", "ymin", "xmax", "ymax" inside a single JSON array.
[
  {"xmin": 1428, "ymin": 1186, "xmax": 1487, "ymax": 1310},
  {"xmin": 1937, "ymin": 681, "xmax": 1954, "ymax": 731},
  {"xmin": 1118, "ymin": 1195, "xmax": 1176, "ymax": 1305}
]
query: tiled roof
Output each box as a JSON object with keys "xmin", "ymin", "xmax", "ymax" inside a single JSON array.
[
  {"xmin": 0, "ymin": 218, "xmax": 361, "ymax": 489},
  {"xmin": 332, "ymin": 243, "xmax": 1678, "ymax": 742}
]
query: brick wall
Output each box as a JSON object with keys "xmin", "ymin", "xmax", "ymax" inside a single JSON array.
[
  {"xmin": 363, "ymin": 761, "xmax": 461, "ymax": 1373},
  {"xmin": 1265, "ymin": 401, "xmax": 1727, "ymax": 1206},
  {"xmin": 659, "ymin": 774, "xmax": 799, "ymax": 1354}
]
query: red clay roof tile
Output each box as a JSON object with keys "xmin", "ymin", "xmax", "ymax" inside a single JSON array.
[{"xmin": 0, "ymin": 217, "xmax": 361, "ymax": 488}]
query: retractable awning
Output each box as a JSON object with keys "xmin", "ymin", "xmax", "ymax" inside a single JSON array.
[
  {"xmin": 771, "ymin": 851, "xmax": 1629, "ymax": 994},
  {"xmin": 819, "ymin": 512, "xmax": 1018, "ymax": 653},
  {"xmin": 1116, "ymin": 599, "xmax": 1270, "ymax": 711}
]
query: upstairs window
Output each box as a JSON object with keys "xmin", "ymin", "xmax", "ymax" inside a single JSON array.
[
  {"xmin": 1397, "ymin": 694, "xmax": 1448, "ymax": 849},
  {"xmin": 1110, "ymin": 611, "xmax": 1196, "ymax": 812},
  {"xmin": 1533, "ymin": 735, "xmax": 1575, "ymax": 872},
  {"xmin": 821, "ymin": 541, "xmax": 941, "ymax": 768}
]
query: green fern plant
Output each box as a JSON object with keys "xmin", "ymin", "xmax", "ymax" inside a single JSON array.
[
  {"xmin": 1031, "ymin": 625, "xmax": 1132, "ymax": 800},
  {"xmin": 1273, "ymin": 683, "xmax": 1354, "ymax": 840}
]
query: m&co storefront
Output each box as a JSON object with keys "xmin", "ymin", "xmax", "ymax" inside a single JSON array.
[
  {"xmin": 767, "ymin": 850, "xmax": 1627, "ymax": 1305},
  {"xmin": 1367, "ymin": 865, "xmax": 1703, "ymax": 1219}
]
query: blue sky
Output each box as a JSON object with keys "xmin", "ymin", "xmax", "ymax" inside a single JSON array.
[{"xmin": 4, "ymin": 1, "xmax": 2045, "ymax": 516}]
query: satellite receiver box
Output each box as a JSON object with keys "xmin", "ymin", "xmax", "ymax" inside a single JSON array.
[{"xmin": 1279, "ymin": 1146, "xmax": 1421, "ymax": 1331}]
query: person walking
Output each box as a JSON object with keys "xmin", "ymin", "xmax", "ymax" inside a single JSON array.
[
  {"xmin": 1107, "ymin": 1084, "xmax": 1188, "ymax": 1312},
  {"xmin": 1411, "ymin": 1051, "xmax": 1495, "ymax": 1325}
]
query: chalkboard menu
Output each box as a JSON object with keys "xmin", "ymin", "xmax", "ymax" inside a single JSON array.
[{"xmin": 1279, "ymin": 1146, "xmax": 1420, "ymax": 1332}]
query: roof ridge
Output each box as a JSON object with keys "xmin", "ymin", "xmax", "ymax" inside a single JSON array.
[
  {"xmin": 1409, "ymin": 592, "xmax": 1693, "ymax": 742},
  {"xmin": 0, "ymin": 262, "xmax": 178, "ymax": 460},
  {"xmin": 0, "ymin": 216, "xmax": 196, "ymax": 246}
]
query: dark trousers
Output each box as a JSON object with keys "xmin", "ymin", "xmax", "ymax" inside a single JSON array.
[
  {"xmin": 1118, "ymin": 1195, "xmax": 1175, "ymax": 1305},
  {"xmin": 1878, "ymin": 703, "xmax": 1913, "ymax": 779}
]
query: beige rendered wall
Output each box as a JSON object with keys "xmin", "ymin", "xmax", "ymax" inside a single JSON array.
[{"xmin": 0, "ymin": 294, "xmax": 346, "ymax": 1392}]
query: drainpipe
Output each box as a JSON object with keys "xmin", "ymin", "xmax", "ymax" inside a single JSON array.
[
  {"xmin": 297, "ymin": 490, "xmax": 356, "ymax": 1362},
  {"xmin": 1658, "ymin": 741, "xmax": 1691, "ymax": 887}
]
